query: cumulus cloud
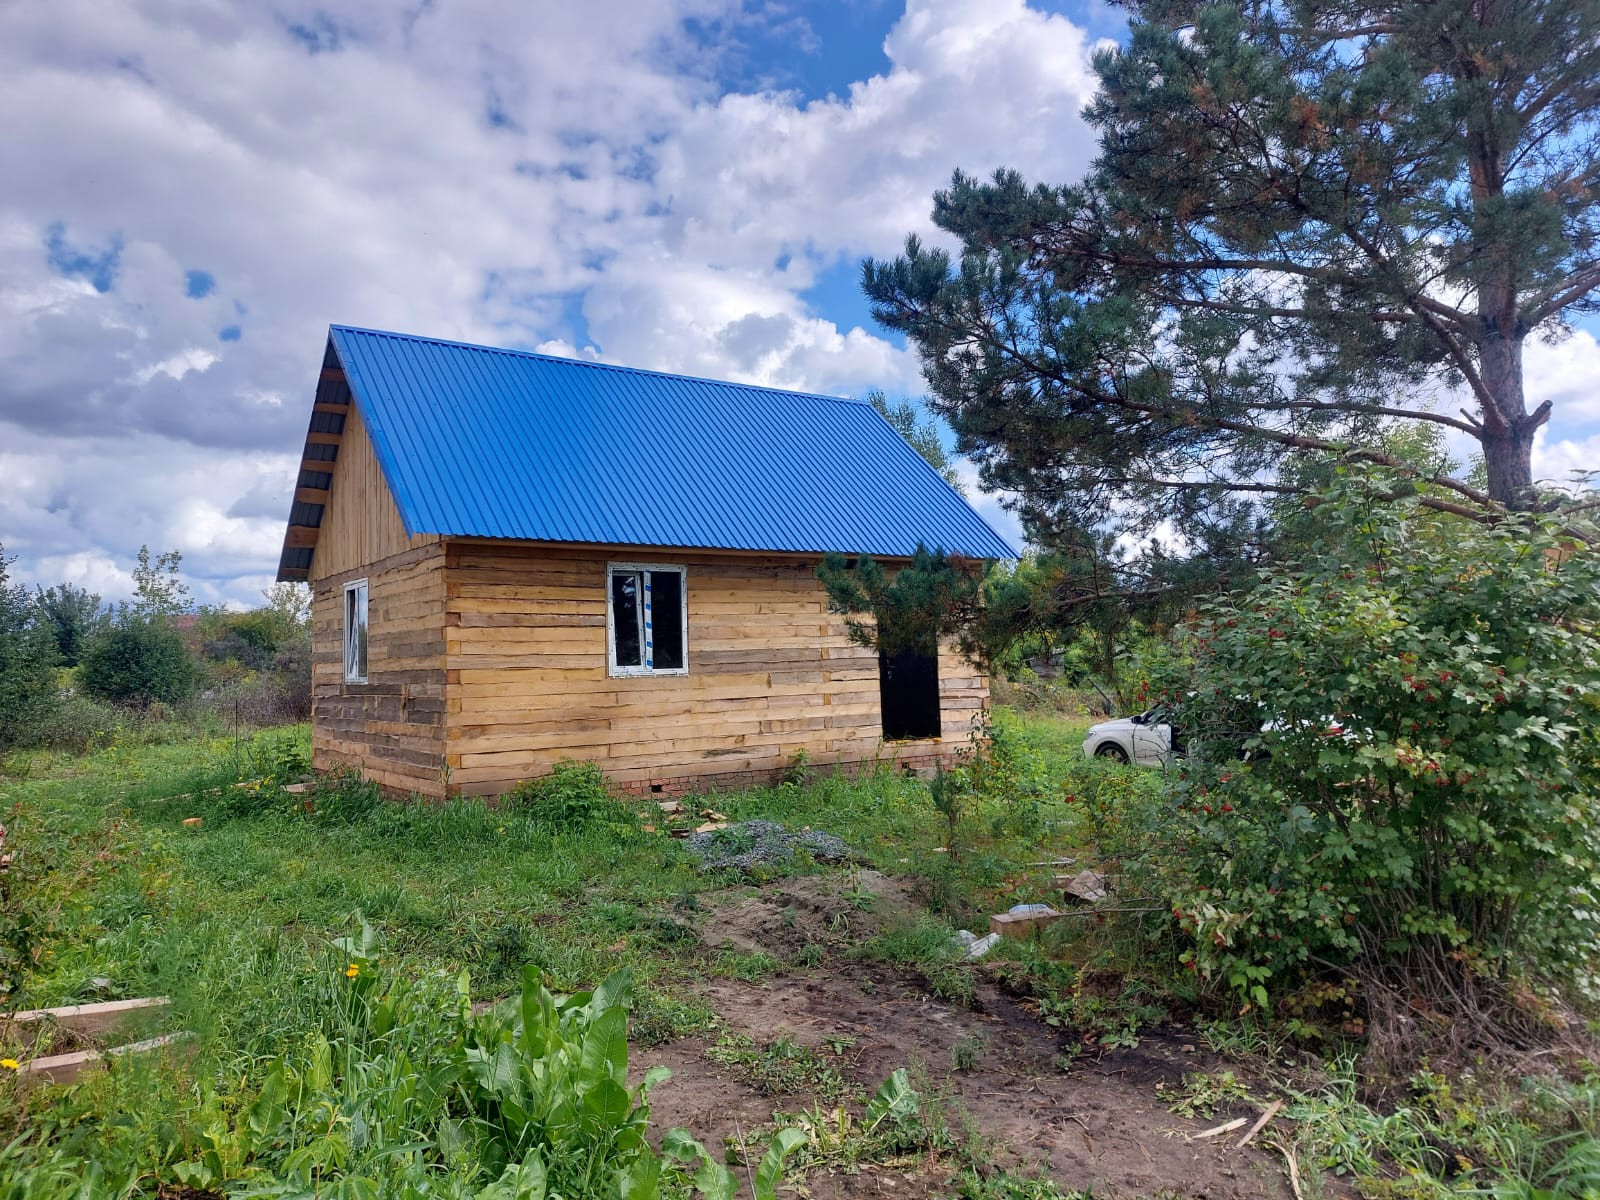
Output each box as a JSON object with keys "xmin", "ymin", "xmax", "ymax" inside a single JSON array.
[
  {"xmin": 29, "ymin": 1, "xmax": 1594, "ymax": 600},
  {"xmin": 1527, "ymin": 328, "xmax": 1600, "ymax": 431},
  {"xmin": 1534, "ymin": 429, "xmax": 1600, "ymax": 492},
  {"xmin": 1, "ymin": 0, "xmax": 1105, "ymax": 602}
]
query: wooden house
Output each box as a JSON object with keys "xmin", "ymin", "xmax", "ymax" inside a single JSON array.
[{"xmin": 275, "ymin": 326, "xmax": 1016, "ymax": 798}]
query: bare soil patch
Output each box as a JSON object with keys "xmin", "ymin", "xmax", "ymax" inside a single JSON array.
[
  {"xmin": 641, "ymin": 966, "xmax": 1295, "ymax": 1199},
  {"xmin": 695, "ymin": 868, "xmax": 919, "ymax": 960},
  {"xmin": 643, "ymin": 871, "xmax": 1319, "ymax": 1199}
]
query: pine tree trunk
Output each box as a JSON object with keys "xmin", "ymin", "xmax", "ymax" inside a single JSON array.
[{"xmin": 1478, "ymin": 331, "xmax": 1538, "ymax": 510}]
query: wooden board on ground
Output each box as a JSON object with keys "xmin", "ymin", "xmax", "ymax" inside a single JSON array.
[
  {"xmin": 18, "ymin": 1032, "xmax": 193, "ymax": 1086},
  {"xmin": 2, "ymin": 997, "xmax": 170, "ymax": 1047}
]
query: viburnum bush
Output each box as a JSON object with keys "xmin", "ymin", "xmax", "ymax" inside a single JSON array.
[{"xmin": 1154, "ymin": 480, "xmax": 1600, "ymax": 1027}]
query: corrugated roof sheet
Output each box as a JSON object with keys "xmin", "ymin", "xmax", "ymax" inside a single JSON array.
[{"xmin": 323, "ymin": 324, "xmax": 1018, "ymax": 559}]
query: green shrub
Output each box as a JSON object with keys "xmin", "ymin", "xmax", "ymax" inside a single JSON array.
[
  {"xmin": 0, "ymin": 549, "xmax": 59, "ymax": 752},
  {"xmin": 510, "ymin": 760, "xmax": 631, "ymax": 826},
  {"xmin": 32, "ymin": 692, "xmax": 123, "ymax": 752},
  {"xmin": 79, "ymin": 618, "xmax": 197, "ymax": 708},
  {"xmin": 1154, "ymin": 480, "xmax": 1600, "ymax": 1025},
  {"xmin": 247, "ymin": 728, "xmax": 311, "ymax": 786}
]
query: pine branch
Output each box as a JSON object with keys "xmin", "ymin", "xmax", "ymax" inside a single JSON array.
[{"xmin": 1526, "ymin": 262, "xmax": 1600, "ymax": 325}]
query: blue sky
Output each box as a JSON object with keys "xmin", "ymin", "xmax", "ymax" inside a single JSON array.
[
  {"xmin": 0, "ymin": 0, "xmax": 1595, "ymax": 606},
  {"xmin": 689, "ymin": 0, "xmax": 1122, "ymax": 104}
]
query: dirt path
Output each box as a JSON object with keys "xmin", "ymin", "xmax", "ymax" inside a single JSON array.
[{"xmin": 633, "ymin": 872, "xmax": 1304, "ymax": 1199}]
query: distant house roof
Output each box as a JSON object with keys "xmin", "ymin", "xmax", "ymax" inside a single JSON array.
[{"xmin": 277, "ymin": 325, "xmax": 1017, "ymax": 580}]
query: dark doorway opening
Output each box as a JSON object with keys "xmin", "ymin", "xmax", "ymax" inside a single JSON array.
[{"xmin": 879, "ymin": 645, "xmax": 941, "ymax": 740}]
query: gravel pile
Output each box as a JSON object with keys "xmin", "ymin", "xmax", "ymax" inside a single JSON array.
[{"xmin": 684, "ymin": 819, "xmax": 852, "ymax": 871}]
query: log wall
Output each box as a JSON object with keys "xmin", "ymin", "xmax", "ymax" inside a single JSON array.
[{"xmin": 441, "ymin": 541, "xmax": 986, "ymax": 797}]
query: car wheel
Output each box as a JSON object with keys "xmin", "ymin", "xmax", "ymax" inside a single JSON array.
[{"xmin": 1095, "ymin": 743, "xmax": 1129, "ymax": 763}]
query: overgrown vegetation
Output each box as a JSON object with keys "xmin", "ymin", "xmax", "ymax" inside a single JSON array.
[
  {"xmin": 1145, "ymin": 482, "xmax": 1600, "ymax": 1073},
  {"xmin": 2, "ymin": 921, "xmax": 802, "ymax": 1198},
  {"xmin": 2, "ymin": 513, "xmax": 1597, "ymax": 1198},
  {"xmin": 0, "ymin": 544, "xmax": 311, "ymax": 759}
]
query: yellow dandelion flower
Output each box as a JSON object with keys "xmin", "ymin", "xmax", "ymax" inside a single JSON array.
[
  {"xmin": 1, "ymin": 1058, "xmax": 19, "ymax": 1071},
  {"xmin": 345, "ymin": 963, "xmax": 360, "ymax": 979}
]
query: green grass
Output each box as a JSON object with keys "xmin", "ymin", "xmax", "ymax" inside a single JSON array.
[
  {"xmin": 0, "ymin": 719, "xmax": 1094, "ymax": 1185},
  {"xmin": 705, "ymin": 1032, "xmax": 852, "ymax": 1101},
  {"xmin": 1, "ymin": 712, "xmax": 1596, "ymax": 1200}
]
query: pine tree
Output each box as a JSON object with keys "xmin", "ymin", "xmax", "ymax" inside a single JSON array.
[{"xmin": 865, "ymin": 0, "xmax": 1600, "ymax": 549}]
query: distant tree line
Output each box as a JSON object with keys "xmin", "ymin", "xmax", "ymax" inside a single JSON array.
[{"xmin": 0, "ymin": 543, "xmax": 311, "ymax": 755}]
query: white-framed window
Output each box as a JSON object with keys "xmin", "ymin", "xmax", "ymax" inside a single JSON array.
[
  {"xmin": 343, "ymin": 579, "xmax": 369, "ymax": 683},
  {"xmin": 606, "ymin": 563, "xmax": 687, "ymax": 677}
]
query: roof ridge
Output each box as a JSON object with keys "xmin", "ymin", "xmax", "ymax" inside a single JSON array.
[{"xmin": 328, "ymin": 324, "xmax": 876, "ymax": 408}]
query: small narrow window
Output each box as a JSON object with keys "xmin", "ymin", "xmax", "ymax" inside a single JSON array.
[
  {"xmin": 344, "ymin": 579, "xmax": 368, "ymax": 683},
  {"xmin": 607, "ymin": 563, "xmax": 688, "ymax": 676},
  {"xmin": 649, "ymin": 569, "xmax": 684, "ymax": 670}
]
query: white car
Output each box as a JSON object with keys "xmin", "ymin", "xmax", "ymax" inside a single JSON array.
[
  {"xmin": 1082, "ymin": 707, "xmax": 1177, "ymax": 766},
  {"xmin": 1084, "ymin": 703, "xmax": 1356, "ymax": 767}
]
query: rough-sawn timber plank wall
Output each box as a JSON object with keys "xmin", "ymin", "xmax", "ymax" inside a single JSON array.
[
  {"xmin": 309, "ymin": 404, "xmax": 440, "ymax": 580},
  {"xmin": 308, "ymin": 403, "xmax": 449, "ymax": 796},
  {"xmin": 304, "ymin": 409, "xmax": 988, "ymax": 798},
  {"xmin": 311, "ymin": 545, "xmax": 450, "ymax": 797},
  {"xmin": 441, "ymin": 541, "xmax": 984, "ymax": 797}
]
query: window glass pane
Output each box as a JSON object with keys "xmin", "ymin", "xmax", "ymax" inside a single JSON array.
[
  {"xmin": 344, "ymin": 585, "xmax": 368, "ymax": 681},
  {"xmin": 345, "ymin": 584, "xmax": 368, "ymax": 681},
  {"xmin": 345, "ymin": 590, "xmax": 356, "ymax": 678},
  {"xmin": 648, "ymin": 570, "xmax": 684, "ymax": 670},
  {"xmin": 355, "ymin": 585, "xmax": 368, "ymax": 680},
  {"xmin": 611, "ymin": 571, "xmax": 642, "ymax": 667}
]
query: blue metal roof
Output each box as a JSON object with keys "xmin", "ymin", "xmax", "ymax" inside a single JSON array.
[{"xmin": 321, "ymin": 324, "xmax": 1017, "ymax": 559}]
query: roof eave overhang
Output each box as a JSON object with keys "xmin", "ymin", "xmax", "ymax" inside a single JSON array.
[{"xmin": 274, "ymin": 336, "xmax": 352, "ymax": 582}]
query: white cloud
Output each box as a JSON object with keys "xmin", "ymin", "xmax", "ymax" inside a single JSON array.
[
  {"xmin": 1526, "ymin": 327, "xmax": 1600, "ymax": 429},
  {"xmin": 0, "ymin": 426, "xmax": 295, "ymax": 605},
  {"xmin": 0, "ymin": 0, "xmax": 1104, "ymax": 602},
  {"xmin": 131, "ymin": 347, "xmax": 218, "ymax": 387},
  {"xmin": 1533, "ymin": 429, "xmax": 1600, "ymax": 492}
]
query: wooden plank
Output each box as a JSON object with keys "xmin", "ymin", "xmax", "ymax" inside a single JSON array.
[
  {"xmin": 448, "ymin": 597, "xmax": 606, "ymax": 616},
  {"xmin": 310, "ymin": 406, "xmax": 434, "ymax": 582},
  {"xmin": 2, "ymin": 997, "xmax": 170, "ymax": 1046},
  {"xmin": 455, "ymin": 613, "xmax": 607, "ymax": 629},
  {"xmin": 20, "ymin": 1033, "xmax": 192, "ymax": 1086}
]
